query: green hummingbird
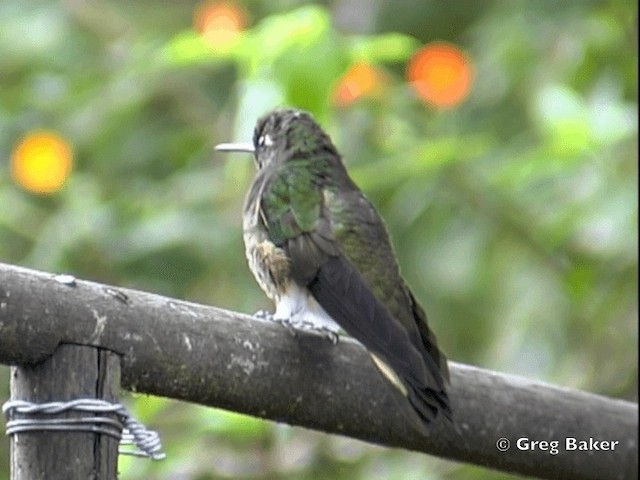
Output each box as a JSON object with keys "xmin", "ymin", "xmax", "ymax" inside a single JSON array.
[{"xmin": 216, "ymin": 108, "xmax": 451, "ymax": 431}]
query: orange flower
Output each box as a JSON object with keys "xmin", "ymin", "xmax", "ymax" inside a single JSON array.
[
  {"xmin": 194, "ymin": 1, "xmax": 248, "ymax": 47},
  {"xmin": 333, "ymin": 62, "xmax": 386, "ymax": 107},
  {"xmin": 407, "ymin": 42, "xmax": 473, "ymax": 109},
  {"xmin": 11, "ymin": 131, "xmax": 73, "ymax": 194}
]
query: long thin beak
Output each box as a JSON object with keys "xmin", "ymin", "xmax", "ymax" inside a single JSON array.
[{"xmin": 214, "ymin": 142, "xmax": 255, "ymax": 153}]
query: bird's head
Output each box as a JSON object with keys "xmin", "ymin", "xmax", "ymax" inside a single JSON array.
[{"xmin": 215, "ymin": 108, "xmax": 337, "ymax": 169}]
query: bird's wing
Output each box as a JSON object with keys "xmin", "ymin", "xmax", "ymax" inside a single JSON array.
[
  {"xmin": 259, "ymin": 160, "xmax": 339, "ymax": 282},
  {"xmin": 260, "ymin": 159, "xmax": 449, "ymax": 425}
]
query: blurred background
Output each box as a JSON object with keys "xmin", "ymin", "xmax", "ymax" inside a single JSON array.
[{"xmin": 0, "ymin": 0, "xmax": 637, "ymax": 479}]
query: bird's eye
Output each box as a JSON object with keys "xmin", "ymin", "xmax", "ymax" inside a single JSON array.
[{"xmin": 258, "ymin": 134, "xmax": 273, "ymax": 148}]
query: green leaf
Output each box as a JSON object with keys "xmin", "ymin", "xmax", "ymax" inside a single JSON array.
[
  {"xmin": 162, "ymin": 30, "xmax": 245, "ymax": 66},
  {"xmin": 245, "ymin": 5, "xmax": 332, "ymax": 69},
  {"xmin": 349, "ymin": 33, "xmax": 419, "ymax": 63}
]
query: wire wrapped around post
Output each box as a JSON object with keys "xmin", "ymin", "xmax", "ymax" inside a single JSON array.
[{"xmin": 3, "ymin": 399, "xmax": 165, "ymax": 460}]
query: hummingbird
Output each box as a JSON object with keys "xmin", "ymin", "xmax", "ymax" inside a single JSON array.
[{"xmin": 216, "ymin": 108, "xmax": 451, "ymax": 431}]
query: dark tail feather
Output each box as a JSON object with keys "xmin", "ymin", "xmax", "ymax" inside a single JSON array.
[
  {"xmin": 409, "ymin": 382, "xmax": 452, "ymax": 422},
  {"xmin": 370, "ymin": 353, "xmax": 452, "ymax": 433},
  {"xmin": 386, "ymin": 382, "xmax": 451, "ymax": 436}
]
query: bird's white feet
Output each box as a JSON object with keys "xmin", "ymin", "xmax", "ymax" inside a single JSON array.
[
  {"xmin": 252, "ymin": 310, "xmax": 339, "ymax": 343},
  {"xmin": 293, "ymin": 319, "xmax": 340, "ymax": 344},
  {"xmin": 253, "ymin": 310, "xmax": 297, "ymax": 336},
  {"xmin": 253, "ymin": 309, "xmax": 274, "ymax": 321}
]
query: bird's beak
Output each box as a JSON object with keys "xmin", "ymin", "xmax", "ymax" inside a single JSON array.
[{"xmin": 214, "ymin": 142, "xmax": 255, "ymax": 153}]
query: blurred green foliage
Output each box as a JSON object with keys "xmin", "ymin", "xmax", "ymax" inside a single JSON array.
[{"xmin": 0, "ymin": 1, "xmax": 637, "ymax": 479}]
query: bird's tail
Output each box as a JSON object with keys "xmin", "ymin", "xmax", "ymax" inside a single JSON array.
[{"xmin": 370, "ymin": 353, "xmax": 452, "ymax": 434}]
